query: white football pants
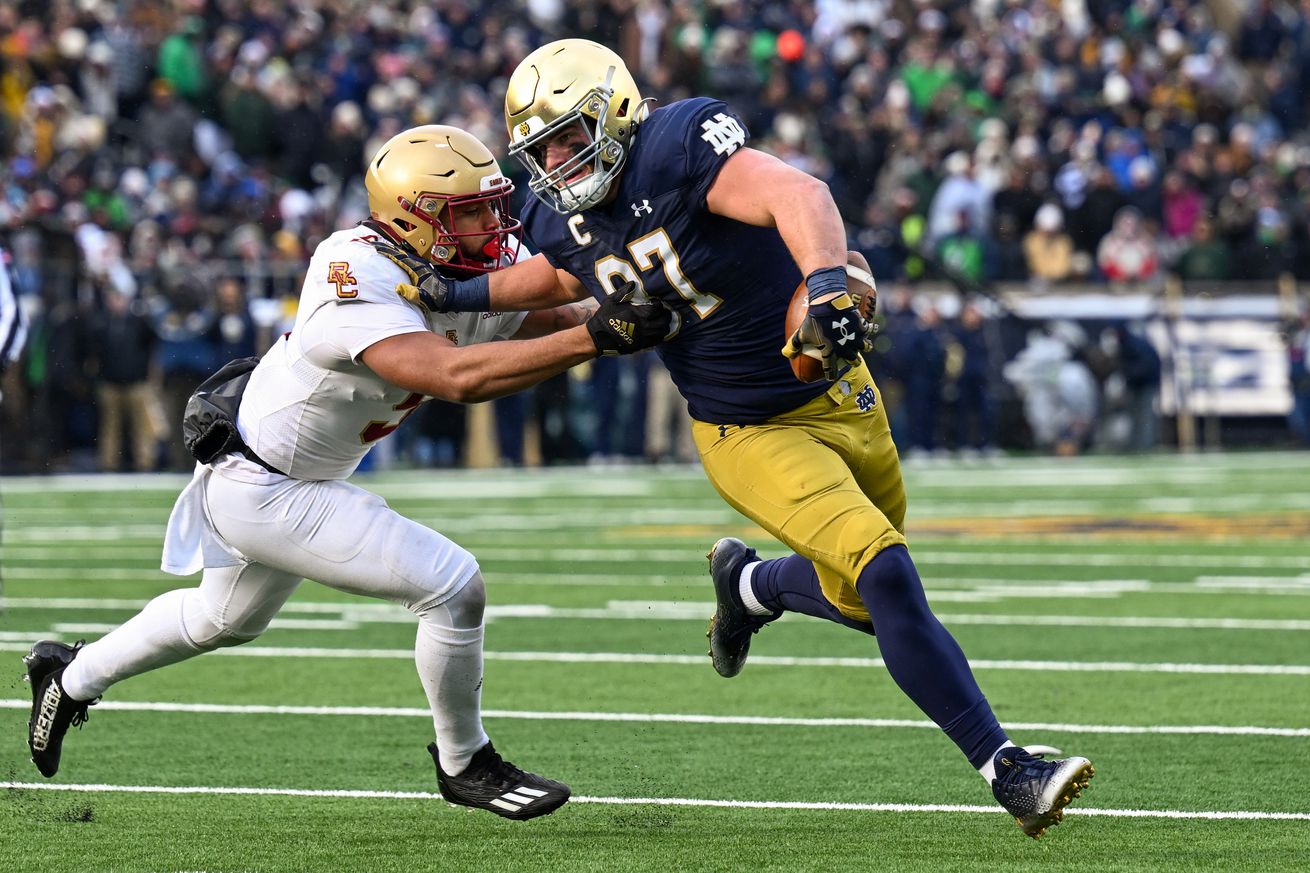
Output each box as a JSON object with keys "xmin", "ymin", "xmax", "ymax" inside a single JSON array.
[{"xmin": 60, "ymin": 471, "xmax": 490, "ymax": 774}]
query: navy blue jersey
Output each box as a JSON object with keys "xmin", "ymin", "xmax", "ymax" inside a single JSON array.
[{"xmin": 520, "ymin": 97, "xmax": 827, "ymax": 424}]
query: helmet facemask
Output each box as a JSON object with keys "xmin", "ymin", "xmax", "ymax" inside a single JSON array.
[
  {"xmin": 510, "ymin": 81, "xmax": 630, "ymax": 215},
  {"xmin": 394, "ymin": 177, "xmax": 522, "ymax": 276}
]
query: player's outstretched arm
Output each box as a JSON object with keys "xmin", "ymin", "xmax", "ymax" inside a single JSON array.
[
  {"xmin": 361, "ymin": 290, "xmax": 669, "ymax": 402},
  {"xmin": 487, "ymin": 255, "xmax": 590, "ymax": 310},
  {"xmin": 361, "ymin": 328, "xmax": 597, "ymax": 403},
  {"xmin": 512, "ymin": 299, "xmax": 599, "ymax": 339},
  {"xmin": 371, "ymin": 236, "xmax": 587, "ymax": 313}
]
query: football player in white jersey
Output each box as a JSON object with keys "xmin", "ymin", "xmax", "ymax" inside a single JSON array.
[{"xmin": 22, "ymin": 125, "xmax": 671, "ymax": 820}]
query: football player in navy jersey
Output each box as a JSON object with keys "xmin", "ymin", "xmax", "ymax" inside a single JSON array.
[{"xmin": 371, "ymin": 39, "xmax": 1093, "ymax": 837}]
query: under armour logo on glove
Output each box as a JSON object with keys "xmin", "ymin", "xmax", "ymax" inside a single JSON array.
[
  {"xmin": 784, "ymin": 266, "xmax": 870, "ymax": 381},
  {"xmin": 832, "ymin": 317, "xmax": 856, "ymax": 347}
]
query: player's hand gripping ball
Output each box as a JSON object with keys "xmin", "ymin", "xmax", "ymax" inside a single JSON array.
[{"xmin": 782, "ymin": 251, "xmax": 877, "ymax": 383}]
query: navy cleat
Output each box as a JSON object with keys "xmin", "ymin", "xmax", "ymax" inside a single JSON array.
[
  {"xmin": 991, "ymin": 746, "xmax": 1095, "ymax": 838},
  {"xmin": 429, "ymin": 741, "xmax": 570, "ymax": 820},
  {"xmin": 24, "ymin": 640, "xmax": 97, "ymax": 778},
  {"xmin": 705, "ymin": 537, "xmax": 777, "ymax": 678}
]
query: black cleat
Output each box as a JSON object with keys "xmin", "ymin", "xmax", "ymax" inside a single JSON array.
[
  {"xmin": 429, "ymin": 741, "xmax": 570, "ymax": 820},
  {"xmin": 991, "ymin": 746, "xmax": 1095, "ymax": 838},
  {"xmin": 705, "ymin": 537, "xmax": 777, "ymax": 678},
  {"xmin": 24, "ymin": 640, "xmax": 97, "ymax": 778}
]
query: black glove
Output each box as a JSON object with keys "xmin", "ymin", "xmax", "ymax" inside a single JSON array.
[
  {"xmin": 370, "ymin": 238, "xmax": 451, "ymax": 312},
  {"xmin": 586, "ymin": 284, "xmax": 674, "ymax": 356},
  {"xmin": 782, "ymin": 266, "xmax": 869, "ymax": 381}
]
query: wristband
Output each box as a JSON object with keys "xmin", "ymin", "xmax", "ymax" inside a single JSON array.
[
  {"xmin": 804, "ymin": 266, "xmax": 847, "ymax": 300},
  {"xmin": 445, "ymin": 274, "xmax": 490, "ymax": 312}
]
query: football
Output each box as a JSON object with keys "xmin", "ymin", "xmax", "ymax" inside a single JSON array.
[{"xmin": 785, "ymin": 250, "xmax": 877, "ymax": 383}]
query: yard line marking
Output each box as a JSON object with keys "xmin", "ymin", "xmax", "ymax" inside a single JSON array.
[
  {"xmin": 1, "ymin": 699, "xmax": 1304, "ymax": 738},
  {"xmin": 9, "ymin": 596, "xmax": 1310, "ymax": 631},
  {"xmin": 2, "ymin": 781, "xmax": 1308, "ymax": 822},
  {"xmin": 8, "ymin": 543, "xmax": 1310, "ymax": 571},
  {"xmin": 1, "ymin": 641, "xmax": 1306, "ymax": 675}
]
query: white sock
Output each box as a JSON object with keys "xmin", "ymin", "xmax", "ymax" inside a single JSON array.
[
  {"xmin": 415, "ymin": 616, "xmax": 489, "ymax": 777},
  {"xmin": 977, "ymin": 740, "xmax": 1015, "ymax": 783},
  {"xmin": 738, "ymin": 561, "xmax": 773, "ymax": 616}
]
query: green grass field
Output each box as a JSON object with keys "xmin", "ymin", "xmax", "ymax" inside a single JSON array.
[{"xmin": 2, "ymin": 452, "xmax": 1309, "ymax": 872}]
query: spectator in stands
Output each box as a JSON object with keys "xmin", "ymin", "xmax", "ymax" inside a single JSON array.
[
  {"xmin": 136, "ymin": 79, "xmax": 196, "ymax": 165},
  {"xmin": 87, "ymin": 289, "xmax": 159, "ymax": 472},
  {"xmin": 927, "ymin": 152, "xmax": 988, "ymax": 247},
  {"xmin": 1024, "ymin": 203, "xmax": 1074, "ymax": 287},
  {"xmin": 210, "ymin": 277, "xmax": 257, "ymax": 364},
  {"xmin": 1162, "ymin": 171, "xmax": 1204, "ymax": 241},
  {"xmin": 152, "ymin": 278, "xmax": 216, "ymax": 471},
  {"xmin": 1242, "ymin": 207, "xmax": 1296, "ymax": 280},
  {"xmin": 937, "ymin": 209, "xmax": 988, "ymax": 284},
  {"xmin": 1175, "ymin": 217, "xmax": 1232, "ymax": 281},
  {"xmin": 1097, "ymin": 207, "xmax": 1160, "ymax": 285}
]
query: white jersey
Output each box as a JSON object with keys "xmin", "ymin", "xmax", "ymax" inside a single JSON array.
[{"xmin": 236, "ymin": 225, "xmax": 526, "ymax": 480}]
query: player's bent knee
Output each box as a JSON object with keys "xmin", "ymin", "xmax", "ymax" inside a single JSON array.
[{"xmin": 427, "ymin": 570, "xmax": 485, "ymax": 629}]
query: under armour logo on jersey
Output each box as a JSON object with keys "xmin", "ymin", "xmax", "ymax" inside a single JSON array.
[
  {"xmin": 700, "ymin": 114, "xmax": 746, "ymax": 156},
  {"xmin": 489, "ymin": 785, "xmax": 551, "ymax": 815},
  {"xmin": 855, "ymin": 385, "xmax": 877, "ymax": 412},
  {"xmin": 631, "ymin": 200, "xmax": 652, "ymax": 216},
  {"xmin": 832, "ymin": 317, "xmax": 856, "ymax": 346}
]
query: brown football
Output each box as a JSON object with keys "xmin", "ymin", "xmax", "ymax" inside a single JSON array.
[{"xmin": 785, "ymin": 250, "xmax": 877, "ymax": 383}]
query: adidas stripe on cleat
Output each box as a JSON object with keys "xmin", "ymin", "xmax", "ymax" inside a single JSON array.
[
  {"xmin": 990, "ymin": 746, "xmax": 1095, "ymax": 839},
  {"xmin": 24, "ymin": 640, "xmax": 97, "ymax": 778},
  {"xmin": 429, "ymin": 741, "xmax": 570, "ymax": 821}
]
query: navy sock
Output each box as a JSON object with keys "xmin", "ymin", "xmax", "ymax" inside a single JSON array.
[
  {"xmin": 855, "ymin": 545, "xmax": 1009, "ymax": 768},
  {"xmin": 752, "ymin": 554, "xmax": 874, "ymax": 634}
]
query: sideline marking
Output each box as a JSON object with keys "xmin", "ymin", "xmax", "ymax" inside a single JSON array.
[
  {"xmin": 2, "ymin": 781, "xmax": 1307, "ymax": 822},
  {"xmin": 1, "ymin": 642, "xmax": 1307, "ymax": 674},
  {"xmin": 6, "ymin": 597, "xmax": 1310, "ymax": 629},
  {"xmin": 0, "ymin": 699, "xmax": 1304, "ymax": 737}
]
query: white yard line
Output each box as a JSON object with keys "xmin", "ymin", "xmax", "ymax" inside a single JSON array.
[
  {"xmin": 1, "ymin": 781, "xmax": 1306, "ymax": 822},
  {"xmin": 6, "ymin": 596, "xmax": 1310, "ymax": 630},
  {"xmin": 0, "ymin": 640, "xmax": 1306, "ymax": 674},
  {"xmin": 7, "ymin": 542, "xmax": 1310, "ymax": 571},
  {"xmin": 0, "ymin": 699, "xmax": 1304, "ymax": 737}
]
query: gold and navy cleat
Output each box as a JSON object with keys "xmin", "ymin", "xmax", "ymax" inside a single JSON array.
[
  {"xmin": 990, "ymin": 746, "xmax": 1095, "ymax": 838},
  {"xmin": 705, "ymin": 537, "xmax": 777, "ymax": 678}
]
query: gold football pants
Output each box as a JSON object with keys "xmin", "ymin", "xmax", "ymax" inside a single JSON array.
[{"xmin": 692, "ymin": 359, "xmax": 906, "ymax": 623}]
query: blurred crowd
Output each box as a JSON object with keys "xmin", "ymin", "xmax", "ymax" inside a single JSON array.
[{"xmin": 4, "ymin": 0, "xmax": 1310, "ymax": 472}]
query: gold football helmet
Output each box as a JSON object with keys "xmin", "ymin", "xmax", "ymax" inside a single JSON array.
[
  {"xmin": 505, "ymin": 39, "xmax": 649, "ymax": 214},
  {"xmin": 364, "ymin": 124, "xmax": 520, "ymax": 274}
]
